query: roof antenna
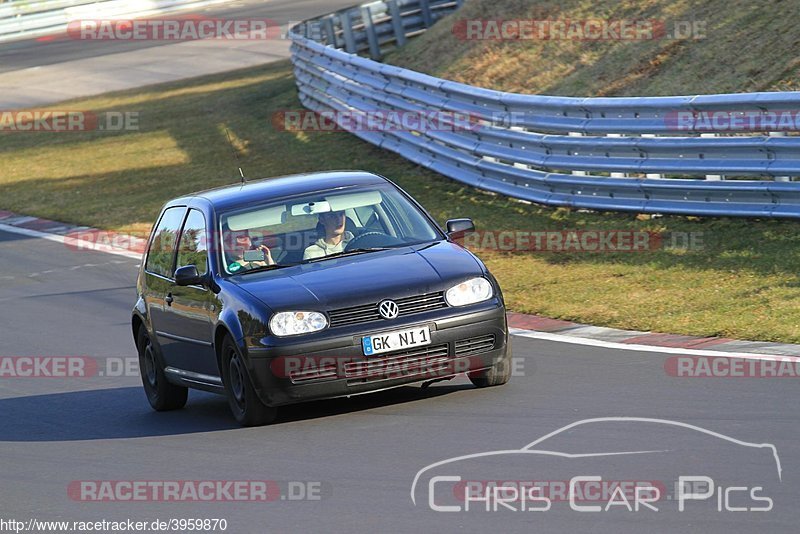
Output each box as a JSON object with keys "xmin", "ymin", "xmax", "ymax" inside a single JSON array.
[{"xmin": 224, "ymin": 128, "xmax": 246, "ymax": 184}]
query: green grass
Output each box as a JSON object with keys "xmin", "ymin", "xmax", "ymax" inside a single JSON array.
[
  {"xmin": 386, "ymin": 0, "xmax": 800, "ymax": 95},
  {"xmin": 1, "ymin": 61, "xmax": 800, "ymax": 342}
]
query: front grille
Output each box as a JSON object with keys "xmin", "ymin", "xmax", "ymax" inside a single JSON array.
[
  {"xmin": 289, "ymin": 363, "xmax": 338, "ymax": 384},
  {"xmin": 328, "ymin": 292, "xmax": 447, "ymax": 328},
  {"xmin": 344, "ymin": 343, "xmax": 449, "ymax": 384},
  {"xmin": 287, "ymin": 334, "xmax": 497, "ymax": 386},
  {"xmin": 454, "ymin": 334, "xmax": 496, "ymax": 356}
]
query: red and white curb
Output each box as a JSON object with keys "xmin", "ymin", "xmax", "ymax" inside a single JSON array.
[
  {"xmin": 508, "ymin": 313, "xmax": 800, "ymax": 359},
  {"xmin": 0, "ymin": 210, "xmax": 144, "ymax": 260},
  {"xmin": 1, "ymin": 209, "xmax": 798, "ymax": 360}
]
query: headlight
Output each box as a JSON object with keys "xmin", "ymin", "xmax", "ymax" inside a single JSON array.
[
  {"xmin": 445, "ymin": 277, "xmax": 493, "ymax": 307},
  {"xmin": 269, "ymin": 311, "xmax": 328, "ymax": 337}
]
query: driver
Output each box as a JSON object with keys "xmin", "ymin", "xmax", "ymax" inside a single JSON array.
[
  {"xmin": 227, "ymin": 230, "xmax": 275, "ymax": 273},
  {"xmin": 303, "ymin": 210, "xmax": 354, "ymax": 260}
]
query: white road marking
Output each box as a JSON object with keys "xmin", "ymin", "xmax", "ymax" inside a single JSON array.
[
  {"xmin": 510, "ymin": 328, "xmax": 800, "ymax": 361},
  {"xmin": 0, "ymin": 223, "xmax": 142, "ymax": 260}
]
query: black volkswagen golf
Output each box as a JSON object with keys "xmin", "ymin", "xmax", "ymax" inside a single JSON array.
[{"xmin": 132, "ymin": 171, "xmax": 510, "ymax": 426}]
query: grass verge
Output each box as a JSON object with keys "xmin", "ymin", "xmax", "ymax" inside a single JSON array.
[
  {"xmin": 1, "ymin": 61, "xmax": 799, "ymax": 341},
  {"xmin": 386, "ymin": 0, "xmax": 800, "ymax": 95}
]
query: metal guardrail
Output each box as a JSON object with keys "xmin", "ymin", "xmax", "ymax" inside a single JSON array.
[
  {"xmin": 289, "ymin": 0, "xmax": 800, "ymax": 218},
  {"xmin": 0, "ymin": 0, "xmax": 230, "ymax": 42}
]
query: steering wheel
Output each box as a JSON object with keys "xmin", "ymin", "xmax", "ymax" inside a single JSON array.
[{"xmin": 345, "ymin": 231, "xmax": 402, "ymax": 251}]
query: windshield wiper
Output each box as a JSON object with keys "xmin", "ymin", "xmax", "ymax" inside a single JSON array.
[
  {"xmin": 302, "ymin": 247, "xmax": 391, "ymax": 263},
  {"xmin": 412, "ymin": 240, "xmax": 441, "ymax": 252}
]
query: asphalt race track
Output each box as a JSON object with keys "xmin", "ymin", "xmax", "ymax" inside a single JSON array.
[
  {"xmin": 0, "ymin": 0, "xmax": 354, "ymax": 72},
  {"xmin": 0, "ymin": 226, "xmax": 798, "ymax": 533},
  {"xmin": 0, "ymin": 0, "xmax": 357, "ymax": 108}
]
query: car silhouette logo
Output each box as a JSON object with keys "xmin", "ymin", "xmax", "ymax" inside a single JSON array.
[
  {"xmin": 410, "ymin": 417, "xmax": 783, "ymax": 507},
  {"xmin": 378, "ymin": 300, "xmax": 399, "ymax": 319}
]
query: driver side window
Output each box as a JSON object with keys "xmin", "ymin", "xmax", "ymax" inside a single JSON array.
[
  {"xmin": 145, "ymin": 207, "xmax": 186, "ymax": 278},
  {"xmin": 176, "ymin": 209, "xmax": 209, "ymax": 276}
]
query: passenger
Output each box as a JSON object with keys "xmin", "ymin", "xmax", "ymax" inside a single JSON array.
[{"xmin": 303, "ymin": 210, "xmax": 354, "ymax": 260}]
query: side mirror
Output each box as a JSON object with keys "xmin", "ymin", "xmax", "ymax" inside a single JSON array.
[
  {"xmin": 446, "ymin": 218, "xmax": 475, "ymax": 239},
  {"xmin": 174, "ymin": 265, "xmax": 203, "ymax": 286}
]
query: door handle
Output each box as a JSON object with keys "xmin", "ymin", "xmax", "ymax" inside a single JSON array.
[{"xmin": 165, "ymin": 293, "xmax": 174, "ymax": 306}]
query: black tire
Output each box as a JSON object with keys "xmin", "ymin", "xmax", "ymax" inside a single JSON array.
[
  {"xmin": 468, "ymin": 344, "xmax": 512, "ymax": 388},
  {"xmin": 220, "ymin": 336, "xmax": 277, "ymax": 427},
  {"xmin": 137, "ymin": 326, "xmax": 188, "ymax": 411}
]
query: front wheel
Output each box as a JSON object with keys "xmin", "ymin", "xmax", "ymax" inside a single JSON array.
[
  {"xmin": 220, "ymin": 336, "xmax": 277, "ymax": 427},
  {"xmin": 137, "ymin": 326, "xmax": 188, "ymax": 411},
  {"xmin": 468, "ymin": 343, "xmax": 512, "ymax": 388}
]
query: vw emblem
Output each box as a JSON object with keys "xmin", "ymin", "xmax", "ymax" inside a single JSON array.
[{"xmin": 378, "ymin": 300, "xmax": 399, "ymax": 320}]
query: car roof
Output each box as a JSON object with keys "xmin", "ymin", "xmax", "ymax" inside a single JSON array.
[{"xmin": 170, "ymin": 171, "xmax": 388, "ymax": 211}]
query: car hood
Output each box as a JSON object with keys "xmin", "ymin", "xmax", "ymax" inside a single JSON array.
[{"xmin": 233, "ymin": 241, "xmax": 484, "ymax": 311}]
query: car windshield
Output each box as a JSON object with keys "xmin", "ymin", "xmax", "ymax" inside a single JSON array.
[{"xmin": 219, "ymin": 184, "xmax": 443, "ymax": 274}]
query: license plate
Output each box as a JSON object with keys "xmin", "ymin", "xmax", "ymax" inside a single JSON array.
[{"xmin": 362, "ymin": 326, "xmax": 431, "ymax": 356}]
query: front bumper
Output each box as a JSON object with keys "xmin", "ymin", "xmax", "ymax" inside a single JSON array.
[{"xmin": 245, "ymin": 303, "xmax": 508, "ymax": 406}]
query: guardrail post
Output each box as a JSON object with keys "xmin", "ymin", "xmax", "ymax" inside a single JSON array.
[
  {"xmin": 361, "ymin": 5, "xmax": 382, "ymax": 60},
  {"xmin": 341, "ymin": 11, "xmax": 357, "ymax": 53},
  {"xmin": 568, "ymin": 132, "xmax": 588, "ymax": 176},
  {"xmin": 388, "ymin": 0, "xmax": 407, "ymax": 47},
  {"xmin": 641, "ymin": 134, "xmax": 663, "ymax": 178},
  {"xmin": 322, "ymin": 16, "xmax": 337, "ymax": 47},
  {"xmin": 700, "ymin": 133, "xmax": 724, "ymax": 180},
  {"xmin": 510, "ymin": 126, "xmax": 533, "ymax": 171},
  {"xmin": 769, "ymin": 131, "xmax": 792, "ymax": 182},
  {"xmin": 606, "ymin": 134, "xmax": 628, "ymax": 178},
  {"xmin": 419, "ymin": 0, "xmax": 434, "ymax": 28},
  {"xmin": 304, "ymin": 20, "xmax": 323, "ymax": 41}
]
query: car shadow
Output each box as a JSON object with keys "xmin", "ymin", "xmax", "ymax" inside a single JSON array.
[
  {"xmin": 0, "ymin": 382, "xmax": 472, "ymax": 442},
  {"xmin": 275, "ymin": 382, "xmax": 470, "ymax": 424}
]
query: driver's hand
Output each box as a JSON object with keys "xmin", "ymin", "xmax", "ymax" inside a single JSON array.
[{"xmin": 257, "ymin": 244, "xmax": 275, "ymax": 265}]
